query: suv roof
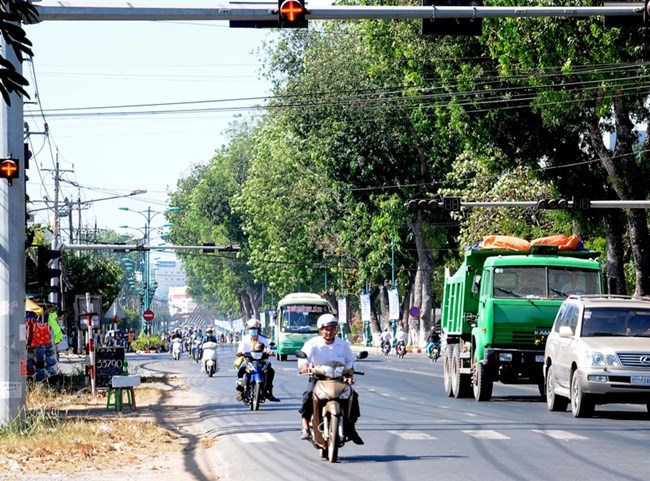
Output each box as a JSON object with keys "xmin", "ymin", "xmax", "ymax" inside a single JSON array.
[{"xmin": 564, "ymin": 294, "xmax": 650, "ymax": 308}]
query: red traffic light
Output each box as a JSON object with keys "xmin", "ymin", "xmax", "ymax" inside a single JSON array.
[
  {"xmin": 278, "ymin": 0, "xmax": 307, "ymax": 28},
  {"xmin": 0, "ymin": 157, "xmax": 19, "ymax": 181}
]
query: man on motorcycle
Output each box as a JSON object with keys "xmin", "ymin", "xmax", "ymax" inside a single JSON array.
[
  {"xmin": 235, "ymin": 319, "xmax": 280, "ymax": 402},
  {"xmin": 169, "ymin": 328, "xmax": 182, "ymax": 353},
  {"xmin": 298, "ymin": 313, "xmax": 364, "ymax": 445},
  {"xmin": 380, "ymin": 327, "xmax": 392, "ymax": 351},
  {"xmin": 202, "ymin": 327, "xmax": 218, "ymax": 346},
  {"xmin": 425, "ymin": 326, "xmax": 441, "ymax": 357}
]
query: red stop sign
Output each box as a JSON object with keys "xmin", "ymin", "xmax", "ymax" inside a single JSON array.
[{"xmin": 143, "ymin": 309, "xmax": 155, "ymax": 322}]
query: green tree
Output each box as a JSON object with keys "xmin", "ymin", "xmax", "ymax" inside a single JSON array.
[{"xmin": 0, "ymin": 0, "xmax": 36, "ymax": 104}]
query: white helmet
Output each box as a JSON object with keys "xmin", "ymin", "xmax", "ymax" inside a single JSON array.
[
  {"xmin": 317, "ymin": 314, "xmax": 338, "ymax": 329},
  {"xmin": 246, "ymin": 319, "xmax": 261, "ymax": 329}
]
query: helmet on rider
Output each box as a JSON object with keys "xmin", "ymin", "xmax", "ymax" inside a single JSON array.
[
  {"xmin": 206, "ymin": 327, "xmax": 213, "ymax": 333},
  {"xmin": 317, "ymin": 314, "xmax": 338, "ymax": 329},
  {"xmin": 246, "ymin": 319, "xmax": 261, "ymax": 329}
]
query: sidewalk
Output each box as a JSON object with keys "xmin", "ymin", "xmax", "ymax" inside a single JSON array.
[{"xmin": 3, "ymin": 352, "xmax": 221, "ymax": 481}]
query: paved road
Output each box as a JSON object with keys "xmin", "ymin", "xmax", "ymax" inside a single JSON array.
[{"xmin": 58, "ymin": 346, "xmax": 650, "ymax": 481}]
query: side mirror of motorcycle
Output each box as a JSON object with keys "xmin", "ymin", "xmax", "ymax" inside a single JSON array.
[
  {"xmin": 356, "ymin": 351, "xmax": 368, "ymax": 360},
  {"xmin": 295, "ymin": 350, "xmax": 307, "ymax": 359}
]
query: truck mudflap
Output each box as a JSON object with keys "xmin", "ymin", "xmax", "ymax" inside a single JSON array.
[{"xmin": 483, "ymin": 348, "xmax": 545, "ymax": 384}]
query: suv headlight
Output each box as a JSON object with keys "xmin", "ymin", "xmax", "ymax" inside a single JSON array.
[
  {"xmin": 585, "ymin": 351, "xmax": 620, "ymax": 367},
  {"xmin": 586, "ymin": 351, "xmax": 605, "ymax": 366}
]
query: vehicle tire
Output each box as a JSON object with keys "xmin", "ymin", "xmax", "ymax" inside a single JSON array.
[
  {"xmin": 570, "ymin": 370, "xmax": 593, "ymax": 418},
  {"xmin": 328, "ymin": 415, "xmax": 339, "ymax": 463},
  {"xmin": 545, "ymin": 365, "xmax": 568, "ymax": 412},
  {"xmin": 451, "ymin": 344, "xmax": 462, "ymax": 398},
  {"xmin": 208, "ymin": 365, "xmax": 214, "ymax": 378},
  {"xmin": 252, "ymin": 382, "xmax": 261, "ymax": 411},
  {"xmin": 473, "ymin": 361, "xmax": 493, "ymax": 402},
  {"xmin": 443, "ymin": 346, "xmax": 453, "ymax": 397}
]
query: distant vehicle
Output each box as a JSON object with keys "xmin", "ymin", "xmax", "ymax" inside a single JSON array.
[
  {"xmin": 544, "ymin": 295, "xmax": 650, "ymax": 417},
  {"xmin": 272, "ymin": 293, "xmax": 330, "ymax": 361}
]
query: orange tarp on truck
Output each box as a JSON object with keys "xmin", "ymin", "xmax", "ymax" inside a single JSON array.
[{"xmin": 530, "ymin": 234, "xmax": 581, "ymax": 251}]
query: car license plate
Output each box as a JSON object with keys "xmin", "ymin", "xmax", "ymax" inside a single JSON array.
[
  {"xmin": 631, "ymin": 376, "xmax": 650, "ymax": 385},
  {"xmin": 535, "ymin": 355, "xmax": 544, "ymax": 363}
]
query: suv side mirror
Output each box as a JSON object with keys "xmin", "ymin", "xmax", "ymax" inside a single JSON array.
[{"xmin": 559, "ymin": 325, "xmax": 574, "ymax": 338}]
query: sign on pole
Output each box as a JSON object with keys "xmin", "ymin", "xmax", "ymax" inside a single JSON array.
[
  {"xmin": 143, "ymin": 309, "xmax": 155, "ymax": 323},
  {"xmin": 360, "ymin": 293, "xmax": 371, "ymax": 321},
  {"xmin": 388, "ymin": 288, "xmax": 400, "ymax": 320}
]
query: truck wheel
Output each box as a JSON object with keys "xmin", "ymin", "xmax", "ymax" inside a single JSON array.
[
  {"xmin": 443, "ymin": 347, "xmax": 453, "ymax": 397},
  {"xmin": 451, "ymin": 344, "xmax": 462, "ymax": 398},
  {"xmin": 473, "ymin": 362, "xmax": 493, "ymax": 402},
  {"xmin": 546, "ymin": 365, "xmax": 568, "ymax": 412},
  {"xmin": 570, "ymin": 370, "xmax": 593, "ymax": 418}
]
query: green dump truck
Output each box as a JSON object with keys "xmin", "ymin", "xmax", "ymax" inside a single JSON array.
[{"xmin": 440, "ymin": 244, "xmax": 603, "ymax": 401}]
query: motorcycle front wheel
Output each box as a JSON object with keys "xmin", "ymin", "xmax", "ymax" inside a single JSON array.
[
  {"xmin": 251, "ymin": 382, "xmax": 261, "ymax": 411},
  {"xmin": 328, "ymin": 415, "xmax": 339, "ymax": 463}
]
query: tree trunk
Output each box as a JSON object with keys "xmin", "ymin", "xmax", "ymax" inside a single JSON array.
[
  {"xmin": 604, "ymin": 210, "xmax": 627, "ymax": 295},
  {"xmin": 406, "ymin": 212, "xmax": 434, "ymax": 347},
  {"xmin": 589, "ymin": 89, "xmax": 650, "ymax": 296}
]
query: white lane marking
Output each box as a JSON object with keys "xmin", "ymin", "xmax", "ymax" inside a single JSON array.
[
  {"xmin": 237, "ymin": 432, "xmax": 277, "ymax": 443},
  {"xmin": 532, "ymin": 429, "xmax": 588, "ymax": 440},
  {"xmin": 464, "ymin": 412, "xmax": 478, "ymax": 417},
  {"xmin": 388, "ymin": 431, "xmax": 436, "ymax": 440},
  {"xmin": 463, "ymin": 430, "xmax": 510, "ymax": 440}
]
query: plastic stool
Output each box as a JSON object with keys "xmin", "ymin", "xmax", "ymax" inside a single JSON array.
[{"xmin": 106, "ymin": 375, "xmax": 140, "ymax": 412}]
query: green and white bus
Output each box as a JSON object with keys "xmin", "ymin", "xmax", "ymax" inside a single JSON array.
[{"xmin": 273, "ymin": 293, "xmax": 330, "ymax": 361}]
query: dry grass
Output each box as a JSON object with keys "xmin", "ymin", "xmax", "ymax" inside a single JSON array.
[{"xmin": 0, "ymin": 380, "xmax": 182, "ymax": 474}]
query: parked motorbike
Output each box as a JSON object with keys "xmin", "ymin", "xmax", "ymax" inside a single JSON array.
[
  {"xmin": 295, "ymin": 350, "xmax": 368, "ymax": 463},
  {"xmin": 381, "ymin": 340, "xmax": 391, "ymax": 356},
  {"xmin": 240, "ymin": 348, "xmax": 272, "ymax": 410},
  {"xmin": 171, "ymin": 338, "xmax": 183, "ymax": 361},
  {"xmin": 201, "ymin": 341, "xmax": 219, "ymax": 377},
  {"xmin": 395, "ymin": 340, "xmax": 406, "ymax": 359}
]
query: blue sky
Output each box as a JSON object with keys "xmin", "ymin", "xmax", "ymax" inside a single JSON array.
[{"xmin": 23, "ymin": 2, "xmax": 275, "ymax": 241}]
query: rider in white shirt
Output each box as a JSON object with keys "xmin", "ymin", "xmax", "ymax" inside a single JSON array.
[{"xmin": 298, "ymin": 314, "xmax": 363, "ymax": 445}]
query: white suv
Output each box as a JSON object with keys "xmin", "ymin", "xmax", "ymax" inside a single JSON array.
[{"xmin": 544, "ymin": 295, "xmax": 650, "ymax": 417}]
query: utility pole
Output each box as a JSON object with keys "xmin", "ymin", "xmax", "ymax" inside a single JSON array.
[{"xmin": 0, "ymin": 35, "xmax": 27, "ymax": 425}]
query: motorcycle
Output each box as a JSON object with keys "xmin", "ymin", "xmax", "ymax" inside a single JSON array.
[
  {"xmin": 296, "ymin": 350, "xmax": 368, "ymax": 463},
  {"xmin": 240, "ymin": 349, "xmax": 272, "ymax": 411},
  {"xmin": 381, "ymin": 340, "xmax": 391, "ymax": 356},
  {"xmin": 192, "ymin": 339, "xmax": 202, "ymax": 363},
  {"xmin": 171, "ymin": 338, "xmax": 183, "ymax": 361},
  {"xmin": 395, "ymin": 340, "xmax": 406, "ymax": 359},
  {"xmin": 201, "ymin": 341, "xmax": 219, "ymax": 377},
  {"xmin": 428, "ymin": 344, "xmax": 440, "ymax": 362}
]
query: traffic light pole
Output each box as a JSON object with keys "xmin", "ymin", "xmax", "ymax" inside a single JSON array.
[
  {"xmin": 0, "ymin": 36, "xmax": 27, "ymax": 425},
  {"xmin": 31, "ymin": 2, "xmax": 645, "ymax": 22}
]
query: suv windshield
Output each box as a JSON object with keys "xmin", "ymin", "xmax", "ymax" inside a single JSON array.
[
  {"xmin": 582, "ymin": 307, "xmax": 650, "ymax": 337},
  {"xmin": 493, "ymin": 267, "xmax": 601, "ymax": 299}
]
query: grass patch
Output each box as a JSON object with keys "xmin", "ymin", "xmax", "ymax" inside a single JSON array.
[{"xmin": 0, "ymin": 375, "xmax": 179, "ymax": 474}]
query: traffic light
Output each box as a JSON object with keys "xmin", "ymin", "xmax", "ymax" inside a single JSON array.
[
  {"xmin": 0, "ymin": 156, "xmax": 19, "ymax": 183},
  {"xmin": 405, "ymin": 199, "xmax": 440, "ymax": 211},
  {"xmin": 536, "ymin": 198, "xmax": 568, "ymax": 210},
  {"xmin": 406, "ymin": 197, "xmax": 462, "ymax": 211},
  {"xmin": 37, "ymin": 245, "xmax": 62, "ymax": 287},
  {"xmin": 278, "ymin": 0, "xmax": 308, "ymax": 28},
  {"xmin": 422, "ymin": 0, "xmax": 483, "ymax": 36}
]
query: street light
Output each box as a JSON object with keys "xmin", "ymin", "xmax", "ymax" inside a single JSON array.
[{"xmin": 117, "ymin": 206, "xmax": 179, "ymax": 334}]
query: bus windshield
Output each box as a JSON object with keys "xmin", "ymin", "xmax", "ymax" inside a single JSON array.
[
  {"xmin": 493, "ymin": 267, "xmax": 601, "ymax": 299},
  {"xmin": 280, "ymin": 304, "xmax": 327, "ymax": 333}
]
